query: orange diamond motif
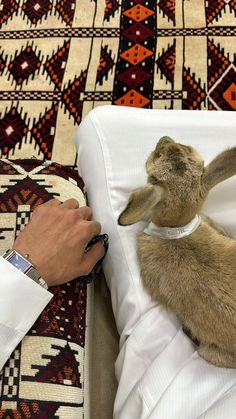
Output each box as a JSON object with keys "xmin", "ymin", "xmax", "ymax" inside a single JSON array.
[
  {"xmin": 223, "ymin": 82, "xmax": 236, "ymax": 110},
  {"xmin": 114, "ymin": 89, "xmax": 150, "ymax": 107},
  {"xmin": 123, "ymin": 5, "xmax": 154, "ymax": 22},
  {"xmin": 120, "ymin": 44, "xmax": 153, "ymax": 65}
]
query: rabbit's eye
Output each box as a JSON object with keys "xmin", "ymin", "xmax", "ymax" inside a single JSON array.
[{"xmin": 155, "ymin": 151, "xmax": 162, "ymax": 159}]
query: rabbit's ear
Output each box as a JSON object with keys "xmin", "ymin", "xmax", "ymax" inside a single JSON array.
[
  {"xmin": 202, "ymin": 148, "xmax": 236, "ymax": 191},
  {"xmin": 156, "ymin": 136, "xmax": 175, "ymax": 147},
  {"xmin": 118, "ymin": 184, "xmax": 164, "ymax": 226}
]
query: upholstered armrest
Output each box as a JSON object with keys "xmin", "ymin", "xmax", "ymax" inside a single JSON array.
[{"xmin": 0, "ymin": 159, "xmax": 92, "ymax": 418}]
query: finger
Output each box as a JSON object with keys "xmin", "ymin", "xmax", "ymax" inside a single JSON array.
[
  {"xmin": 80, "ymin": 241, "xmax": 106, "ymax": 275},
  {"xmin": 84, "ymin": 221, "xmax": 102, "ymax": 242},
  {"xmin": 77, "ymin": 206, "xmax": 93, "ymax": 221},
  {"xmin": 77, "ymin": 220, "xmax": 102, "ymax": 248},
  {"xmin": 61, "ymin": 198, "xmax": 80, "ymax": 210},
  {"xmin": 42, "ymin": 198, "xmax": 61, "ymax": 207},
  {"xmin": 33, "ymin": 198, "xmax": 61, "ymax": 212},
  {"xmin": 76, "ymin": 220, "xmax": 102, "ymax": 248}
]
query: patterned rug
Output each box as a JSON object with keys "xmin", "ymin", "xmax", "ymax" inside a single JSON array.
[{"xmin": 0, "ymin": 0, "xmax": 235, "ymax": 165}]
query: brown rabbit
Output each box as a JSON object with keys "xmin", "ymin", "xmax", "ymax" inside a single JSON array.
[{"xmin": 118, "ymin": 136, "xmax": 236, "ymax": 368}]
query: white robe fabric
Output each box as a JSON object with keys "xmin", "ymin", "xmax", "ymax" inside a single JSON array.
[
  {"xmin": 0, "ymin": 256, "xmax": 52, "ymax": 371},
  {"xmin": 76, "ymin": 106, "xmax": 236, "ymax": 419}
]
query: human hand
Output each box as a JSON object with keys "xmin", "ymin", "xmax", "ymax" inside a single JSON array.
[{"xmin": 13, "ymin": 199, "xmax": 106, "ymax": 287}]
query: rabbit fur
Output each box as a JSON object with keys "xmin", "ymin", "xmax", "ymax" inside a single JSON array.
[{"xmin": 118, "ymin": 136, "xmax": 236, "ymax": 368}]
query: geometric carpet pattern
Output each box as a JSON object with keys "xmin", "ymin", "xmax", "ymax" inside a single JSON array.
[
  {"xmin": 0, "ymin": 1, "xmax": 235, "ymax": 165},
  {"xmin": 0, "ymin": 159, "xmax": 89, "ymax": 418}
]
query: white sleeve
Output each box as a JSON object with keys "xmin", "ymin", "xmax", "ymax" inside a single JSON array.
[{"xmin": 0, "ymin": 256, "xmax": 53, "ymax": 371}]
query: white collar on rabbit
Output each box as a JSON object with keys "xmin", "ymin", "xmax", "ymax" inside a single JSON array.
[{"xmin": 144, "ymin": 215, "xmax": 201, "ymax": 240}]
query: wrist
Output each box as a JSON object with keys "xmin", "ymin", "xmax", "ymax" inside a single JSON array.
[{"xmin": 2, "ymin": 249, "xmax": 49, "ymax": 290}]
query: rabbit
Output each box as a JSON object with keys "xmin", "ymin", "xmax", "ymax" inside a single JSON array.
[{"xmin": 118, "ymin": 136, "xmax": 236, "ymax": 368}]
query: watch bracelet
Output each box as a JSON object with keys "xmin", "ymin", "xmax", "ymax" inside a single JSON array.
[{"xmin": 2, "ymin": 249, "xmax": 48, "ymax": 290}]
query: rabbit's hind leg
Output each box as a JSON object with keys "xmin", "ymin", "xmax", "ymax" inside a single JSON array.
[{"xmin": 198, "ymin": 343, "xmax": 236, "ymax": 368}]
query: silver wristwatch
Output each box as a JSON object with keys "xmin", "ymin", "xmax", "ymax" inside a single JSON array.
[{"xmin": 2, "ymin": 249, "xmax": 48, "ymax": 290}]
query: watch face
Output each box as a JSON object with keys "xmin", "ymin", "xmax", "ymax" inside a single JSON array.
[{"xmin": 8, "ymin": 253, "xmax": 31, "ymax": 273}]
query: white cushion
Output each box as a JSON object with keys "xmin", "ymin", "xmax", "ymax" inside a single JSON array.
[{"xmin": 75, "ymin": 106, "xmax": 236, "ymax": 419}]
